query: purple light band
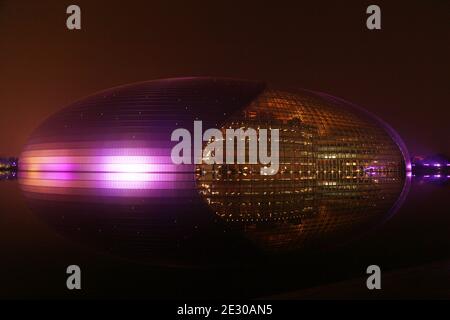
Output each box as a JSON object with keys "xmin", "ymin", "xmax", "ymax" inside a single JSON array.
[
  {"xmin": 19, "ymin": 171, "xmax": 194, "ymax": 182},
  {"xmin": 19, "ymin": 147, "xmax": 196, "ymax": 195},
  {"xmin": 19, "ymin": 178, "xmax": 195, "ymax": 190}
]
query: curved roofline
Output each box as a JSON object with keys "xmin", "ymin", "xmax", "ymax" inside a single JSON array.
[
  {"xmin": 299, "ymin": 89, "xmax": 412, "ymax": 223},
  {"xmin": 69, "ymin": 76, "xmax": 266, "ymax": 104},
  {"xmin": 298, "ymin": 88, "xmax": 411, "ymax": 172},
  {"xmin": 27, "ymin": 77, "xmax": 267, "ymax": 141}
]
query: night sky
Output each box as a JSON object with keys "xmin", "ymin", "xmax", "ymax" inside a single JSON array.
[
  {"xmin": 0, "ymin": 0, "xmax": 449, "ymax": 300},
  {"xmin": 0, "ymin": 0, "xmax": 448, "ymax": 157}
]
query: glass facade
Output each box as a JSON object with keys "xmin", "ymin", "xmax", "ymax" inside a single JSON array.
[
  {"xmin": 197, "ymin": 89, "xmax": 407, "ymax": 251},
  {"xmin": 18, "ymin": 78, "xmax": 408, "ymax": 261}
]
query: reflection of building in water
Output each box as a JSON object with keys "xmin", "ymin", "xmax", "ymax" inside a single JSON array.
[
  {"xmin": 0, "ymin": 170, "xmax": 17, "ymax": 180},
  {"xmin": 17, "ymin": 78, "xmax": 409, "ymax": 262},
  {"xmin": 197, "ymin": 90, "xmax": 407, "ymax": 251}
]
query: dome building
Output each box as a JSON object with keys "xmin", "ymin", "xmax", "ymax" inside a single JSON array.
[{"xmin": 18, "ymin": 77, "xmax": 409, "ymax": 264}]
